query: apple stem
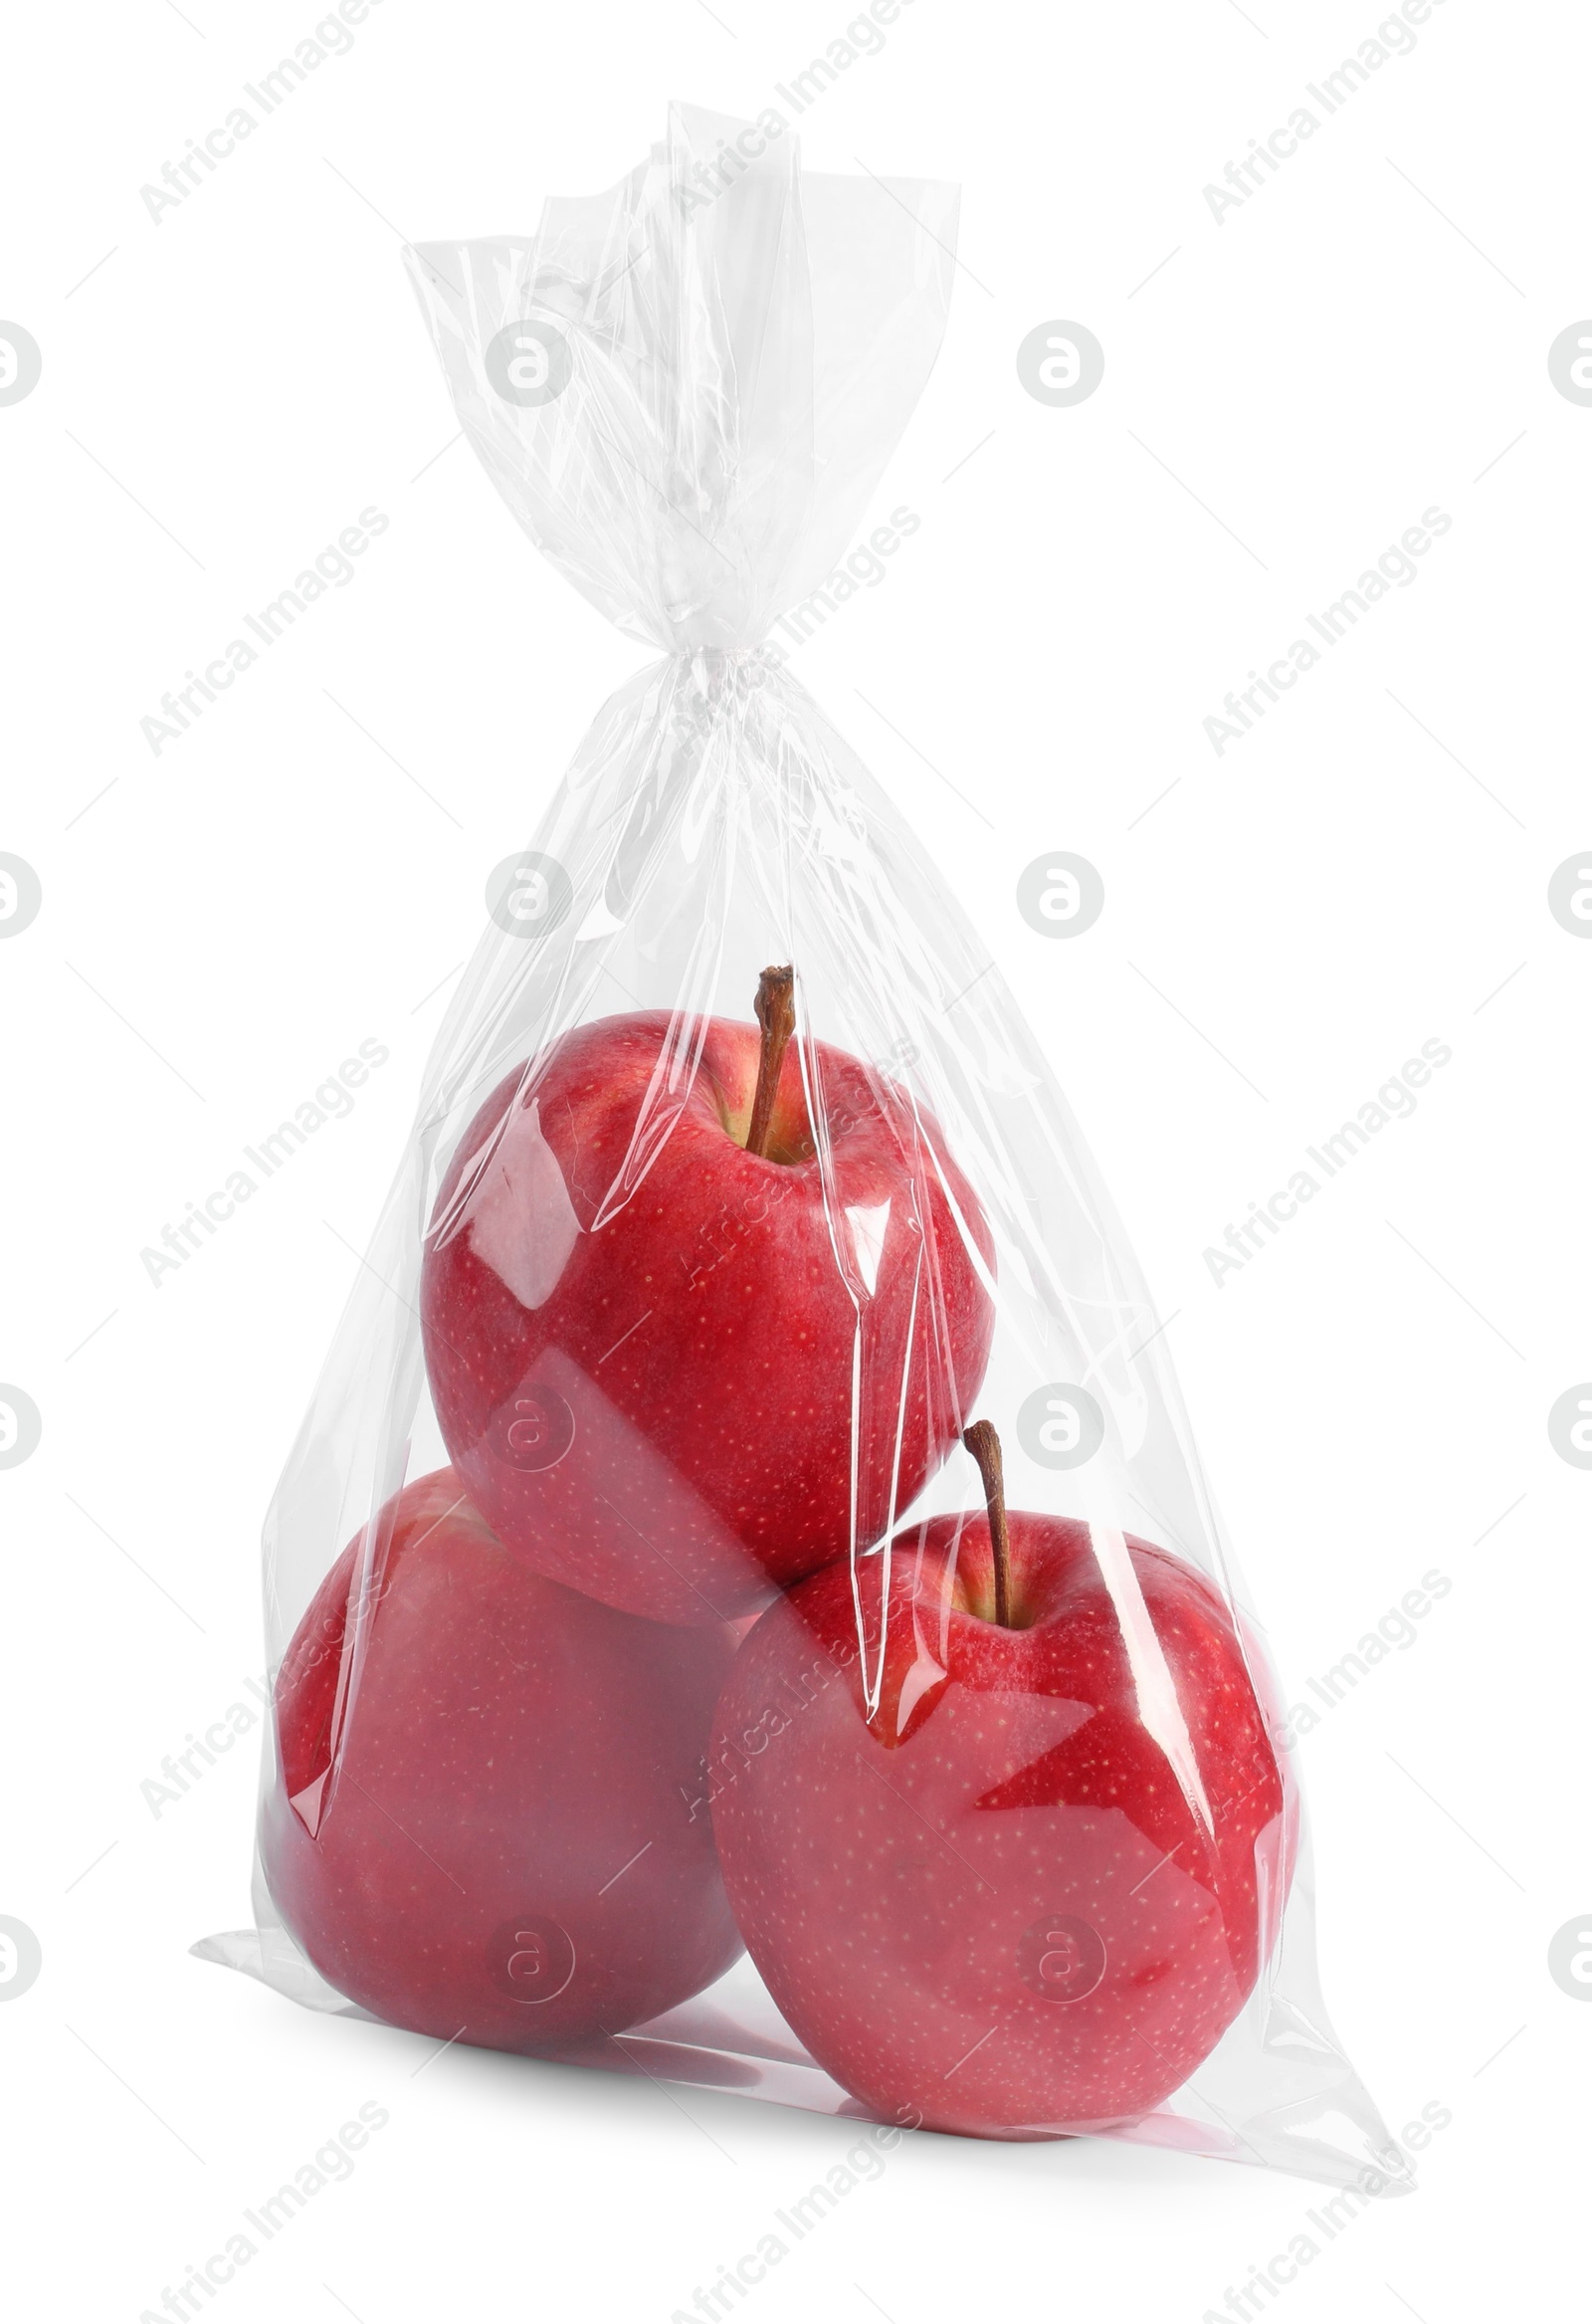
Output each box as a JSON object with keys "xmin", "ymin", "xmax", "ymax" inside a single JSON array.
[
  {"xmin": 962, "ymin": 1420, "xmax": 1013, "ymax": 1629},
  {"xmin": 745, "ymin": 964, "xmax": 796, "ymax": 1160}
]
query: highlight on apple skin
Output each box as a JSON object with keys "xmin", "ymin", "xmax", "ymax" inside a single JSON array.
[
  {"xmin": 707, "ymin": 1424, "xmax": 1294, "ymax": 2137},
  {"xmin": 262, "ymin": 1468, "xmax": 744, "ymax": 2054},
  {"xmin": 420, "ymin": 973, "xmax": 996, "ymax": 1627}
]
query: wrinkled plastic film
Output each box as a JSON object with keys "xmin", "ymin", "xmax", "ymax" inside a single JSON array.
[{"xmin": 199, "ymin": 103, "xmax": 1401, "ymax": 2193}]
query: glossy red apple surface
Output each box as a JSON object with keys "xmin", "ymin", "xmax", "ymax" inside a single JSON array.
[
  {"xmin": 709, "ymin": 1431, "xmax": 1293, "ymax": 2136},
  {"xmin": 420, "ymin": 976, "xmax": 995, "ymax": 1625},
  {"xmin": 262, "ymin": 1468, "xmax": 743, "ymax": 2053}
]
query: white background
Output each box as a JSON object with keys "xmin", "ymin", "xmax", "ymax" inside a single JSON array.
[{"xmin": 1, "ymin": 1, "xmax": 1584, "ymax": 2316}]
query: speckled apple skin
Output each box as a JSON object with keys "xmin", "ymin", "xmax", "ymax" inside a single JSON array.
[
  {"xmin": 420, "ymin": 1010, "xmax": 995, "ymax": 1627},
  {"xmin": 262, "ymin": 1469, "xmax": 743, "ymax": 2053},
  {"xmin": 709, "ymin": 1512, "xmax": 1292, "ymax": 2137}
]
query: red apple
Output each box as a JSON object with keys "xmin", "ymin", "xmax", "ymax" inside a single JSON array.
[
  {"xmin": 420, "ymin": 969, "xmax": 995, "ymax": 1626},
  {"xmin": 262, "ymin": 1468, "xmax": 743, "ymax": 2053},
  {"xmin": 708, "ymin": 1424, "xmax": 1293, "ymax": 2137}
]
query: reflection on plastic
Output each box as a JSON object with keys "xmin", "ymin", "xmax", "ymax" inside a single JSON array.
[{"xmin": 217, "ymin": 103, "xmax": 1402, "ymax": 2192}]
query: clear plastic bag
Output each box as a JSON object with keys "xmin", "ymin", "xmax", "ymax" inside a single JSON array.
[{"xmin": 200, "ymin": 102, "xmax": 1403, "ymax": 2191}]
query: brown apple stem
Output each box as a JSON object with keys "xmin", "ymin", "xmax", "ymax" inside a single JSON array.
[
  {"xmin": 962, "ymin": 1420, "xmax": 1012, "ymax": 1629},
  {"xmin": 745, "ymin": 963, "xmax": 796, "ymax": 1160}
]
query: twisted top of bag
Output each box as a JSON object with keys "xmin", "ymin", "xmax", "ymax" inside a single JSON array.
[{"xmin": 404, "ymin": 102, "xmax": 958, "ymax": 655}]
